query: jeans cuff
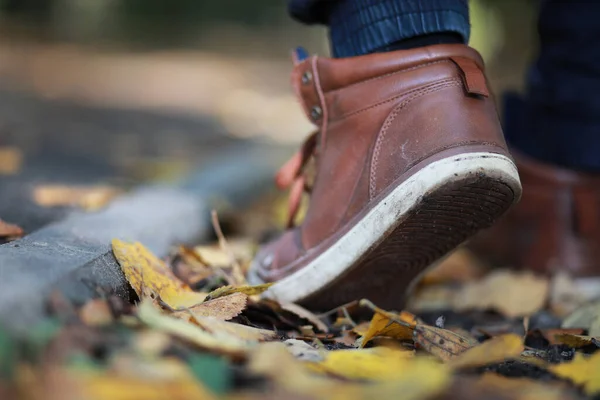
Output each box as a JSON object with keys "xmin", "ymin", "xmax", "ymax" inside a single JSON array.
[{"xmin": 329, "ymin": 0, "xmax": 470, "ymax": 58}]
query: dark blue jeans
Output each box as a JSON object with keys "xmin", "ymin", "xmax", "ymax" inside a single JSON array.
[{"xmin": 288, "ymin": 0, "xmax": 600, "ymax": 171}]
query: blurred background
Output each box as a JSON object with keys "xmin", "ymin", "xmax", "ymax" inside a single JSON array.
[{"xmin": 0, "ymin": 0, "xmax": 537, "ymax": 233}]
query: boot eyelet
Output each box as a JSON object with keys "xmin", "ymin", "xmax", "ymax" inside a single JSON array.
[
  {"xmin": 301, "ymin": 71, "xmax": 313, "ymax": 85},
  {"xmin": 310, "ymin": 105, "xmax": 322, "ymax": 120}
]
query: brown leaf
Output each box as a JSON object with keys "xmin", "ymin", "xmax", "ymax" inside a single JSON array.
[
  {"xmin": 205, "ymin": 283, "xmax": 272, "ymax": 301},
  {"xmin": 79, "ymin": 299, "xmax": 113, "ymax": 327},
  {"xmin": 172, "ymin": 292, "xmax": 247, "ymax": 321},
  {"xmin": 551, "ymin": 334, "xmax": 599, "ymax": 349},
  {"xmin": 448, "ymin": 334, "xmax": 524, "ymax": 369},
  {"xmin": 279, "ymin": 302, "xmax": 329, "ymax": 333},
  {"xmin": 541, "ymin": 328, "xmax": 585, "ymax": 345},
  {"xmin": 0, "ymin": 219, "xmax": 23, "ymax": 238},
  {"xmin": 414, "ymin": 324, "xmax": 478, "ymax": 362},
  {"xmin": 191, "ymin": 315, "xmax": 277, "ymax": 342},
  {"xmin": 452, "ymin": 270, "xmax": 549, "ymax": 318}
]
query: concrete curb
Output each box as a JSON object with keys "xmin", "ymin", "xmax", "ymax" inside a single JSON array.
[{"xmin": 0, "ymin": 140, "xmax": 291, "ymax": 334}]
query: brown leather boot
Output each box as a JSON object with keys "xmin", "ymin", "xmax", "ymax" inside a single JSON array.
[
  {"xmin": 248, "ymin": 44, "xmax": 522, "ymax": 310},
  {"xmin": 469, "ymin": 152, "xmax": 600, "ymax": 286}
]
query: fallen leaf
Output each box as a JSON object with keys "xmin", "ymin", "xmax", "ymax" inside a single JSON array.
[
  {"xmin": 112, "ymin": 239, "xmax": 206, "ymax": 309},
  {"xmin": 0, "ymin": 219, "xmax": 23, "ymax": 238},
  {"xmin": 589, "ymin": 316, "xmax": 600, "ymax": 337},
  {"xmin": 195, "ymin": 317, "xmax": 276, "ymax": 342},
  {"xmin": 308, "ymin": 347, "xmax": 432, "ymax": 382},
  {"xmin": 550, "ymin": 352, "xmax": 600, "ymax": 395},
  {"xmin": 205, "ymin": 284, "xmax": 273, "ymax": 301},
  {"xmin": 136, "ymin": 299, "xmax": 250, "ymax": 356},
  {"xmin": 448, "ymin": 333, "xmax": 524, "ymax": 369},
  {"xmin": 250, "ymin": 343, "xmax": 449, "ymax": 400},
  {"xmin": 414, "ymin": 324, "xmax": 478, "ymax": 361},
  {"xmin": 283, "ymin": 339, "xmax": 324, "ymax": 362},
  {"xmin": 552, "ymin": 334, "xmax": 600, "ymax": 349},
  {"xmin": 0, "ymin": 147, "xmax": 22, "ymax": 175},
  {"xmin": 359, "ymin": 311, "xmax": 414, "ymax": 348},
  {"xmin": 34, "ymin": 185, "xmax": 121, "ymax": 211},
  {"xmin": 279, "ymin": 302, "xmax": 329, "ymax": 333},
  {"xmin": 79, "ymin": 300, "xmax": 113, "ymax": 327},
  {"xmin": 562, "ymin": 300, "xmax": 600, "ymax": 329},
  {"xmin": 452, "ymin": 270, "xmax": 549, "ymax": 318},
  {"xmin": 549, "ymin": 272, "xmax": 586, "ymax": 317},
  {"xmin": 73, "ymin": 358, "xmax": 216, "ymax": 400},
  {"xmin": 541, "ymin": 328, "xmax": 585, "ymax": 345},
  {"xmin": 172, "ymin": 292, "xmax": 247, "ymax": 321}
]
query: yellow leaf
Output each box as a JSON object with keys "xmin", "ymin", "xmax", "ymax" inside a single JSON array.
[
  {"xmin": 452, "ymin": 270, "xmax": 549, "ymax": 318},
  {"xmin": 249, "ymin": 343, "xmax": 449, "ymax": 400},
  {"xmin": 360, "ymin": 312, "xmax": 415, "ymax": 348},
  {"xmin": 550, "ymin": 352, "xmax": 600, "ymax": 395},
  {"xmin": 308, "ymin": 347, "xmax": 437, "ymax": 382},
  {"xmin": 205, "ymin": 284, "xmax": 273, "ymax": 301},
  {"xmin": 172, "ymin": 292, "xmax": 247, "ymax": 321},
  {"xmin": 73, "ymin": 359, "xmax": 215, "ymax": 400},
  {"xmin": 448, "ymin": 334, "xmax": 524, "ymax": 369},
  {"xmin": 136, "ymin": 300, "xmax": 250, "ymax": 356},
  {"xmin": 112, "ymin": 239, "xmax": 206, "ymax": 309},
  {"xmin": 414, "ymin": 324, "xmax": 478, "ymax": 362},
  {"xmin": 552, "ymin": 334, "xmax": 599, "ymax": 349}
]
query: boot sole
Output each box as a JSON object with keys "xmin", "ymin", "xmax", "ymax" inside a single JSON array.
[{"xmin": 249, "ymin": 152, "xmax": 521, "ymax": 310}]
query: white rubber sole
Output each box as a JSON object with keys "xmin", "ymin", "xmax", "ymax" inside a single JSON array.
[{"xmin": 248, "ymin": 152, "xmax": 521, "ymax": 305}]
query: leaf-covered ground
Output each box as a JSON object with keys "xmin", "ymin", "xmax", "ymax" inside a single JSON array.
[{"xmin": 1, "ymin": 218, "xmax": 600, "ymax": 400}]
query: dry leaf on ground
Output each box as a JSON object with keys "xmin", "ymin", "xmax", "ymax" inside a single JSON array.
[
  {"xmin": 137, "ymin": 300, "xmax": 250, "ymax": 356},
  {"xmin": 307, "ymin": 347, "xmax": 424, "ymax": 381},
  {"xmin": 112, "ymin": 239, "xmax": 206, "ymax": 309},
  {"xmin": 359, "ymin": 311, "xmax": 415, "ymax": 348},
  {"xmin": 452, "ymin": 270, "xmax": 549, "ymax": 318},
  {"xmin": 279, "ymin": 302, "xmax": 329, "ymax": 333},
  {"xmin": 0, "ymin": 219, "xmax": 23, "ymax": 238},
  {"xmin": 205, "ymin": 284, "xmax": 272, "ymax": 301},
  {"xmin": 414, "ymin": 324, "xmax": 478, "ymax": 362},
  {"xmin": 549, "ymin": 273, "xmax": 586, "ymax": 317},
  {"xmin": 448, "ymin": 333, "xmax": 524, "ymax": 369},
  {"xmin": 551, "ymin": 334, "xmax": 599, "ymax": 349},
  {"xmin": 550, "ymin": 352, "xmax": 600, "ymax": 395},
  {"xmin": 0, "ymin": 146, "xmax": 23, "ymax": 175},
  {"xmin": 34, "ymin": 185, "xmax": 121, "ymax": 211},
  {"xmin": 283, "ymin": 339, "xmax": 323, "ymax": 362},
  {"xmin": 562, "ymin": 300, "xmax": 600, "ymax": 330},
  {"xmin": 172, "ymin": 292, "xmax": 247, "ymax": 321},
  {"xmin": 540, "ymin": 329, "xmax": 585, "ymax": 345},
  {"xmin": 191, "ymin": 315, "xmax": 277, "ymax": 342}
]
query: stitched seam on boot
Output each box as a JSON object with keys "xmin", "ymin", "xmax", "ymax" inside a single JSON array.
[
  {"xmin": 369, "ymin": 80, "xmax": 462, "ymax": 200},
  {"xmin": 339, "ymin": 77, "xmax": 459, "ymax": 120},
  {"xmin": 325, "ymin": 60, "xmax": 447, "ymax": 94}
]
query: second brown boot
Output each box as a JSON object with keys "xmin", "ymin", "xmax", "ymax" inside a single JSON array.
[{"xmin": 248, "ymin": 44, "xmax": 522, "ymax": 310}]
